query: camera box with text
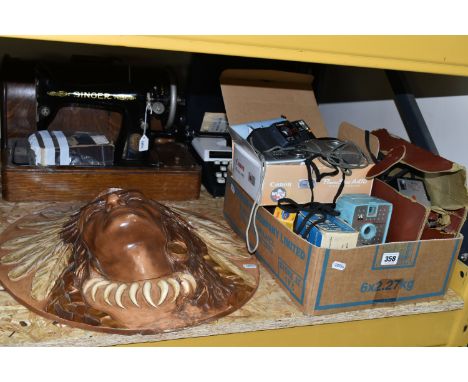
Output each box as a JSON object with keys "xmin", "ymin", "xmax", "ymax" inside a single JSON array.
[{"xmin": 220, "ymin": 69, "xmax": 375, "ymax": 206}]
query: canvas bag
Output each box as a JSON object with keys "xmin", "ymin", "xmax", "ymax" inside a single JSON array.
[{"xmin": 366, "ymin": 129, "xmax": 468, "ymax": 242}]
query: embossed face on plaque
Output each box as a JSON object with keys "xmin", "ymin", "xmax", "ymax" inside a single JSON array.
[
  {"xmin": 81, "ymin": 191, "xmax": 173, "ymax": 282},
  {"xmin": 0, "ymin": 188, "xmax": 259, "ymax": 334}
]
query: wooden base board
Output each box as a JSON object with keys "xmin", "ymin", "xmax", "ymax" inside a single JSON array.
[{"xmin": 2, "ymin": 165, "xmax": 201, "ymax": 202}]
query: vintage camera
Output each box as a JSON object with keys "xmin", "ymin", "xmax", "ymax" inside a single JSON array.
[
  {"xmin": 335, "ymin": 194, "xmax": 393, "ymax": 245},
  {"xmin": 247, "ymin": 120, "xmax": 314, "ymax": 153}
]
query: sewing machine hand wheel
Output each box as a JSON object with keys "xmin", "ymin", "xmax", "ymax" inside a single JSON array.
[{"xmin": 164, "ymin": 68, "xmax": 177, "ymax": 132}]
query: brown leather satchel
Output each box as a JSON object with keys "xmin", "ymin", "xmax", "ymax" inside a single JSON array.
[{"xmin": 367, "ymin": 129, "xmax": 468, "ymax": 243}]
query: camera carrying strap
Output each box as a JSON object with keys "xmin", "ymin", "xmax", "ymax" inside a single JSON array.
[
  {"xmin": 277, "ymin": 154, "xmax": 346, "ymax": 240},
  {"xmin": 278, "ymin": 198, "xmax": 341, "ymax": 240}
]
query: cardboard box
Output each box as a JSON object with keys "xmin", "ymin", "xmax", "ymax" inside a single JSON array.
[
  {"xmin": 224, "ymin": 175, "xmax": 462, "ymax": 315},
  {"xmin": 220, "ymin": 69, "xmax": 462, "ymax": 314},
  {"xmin": 220, "ymin": 70, "xmax": 375, "ymax": 205}
]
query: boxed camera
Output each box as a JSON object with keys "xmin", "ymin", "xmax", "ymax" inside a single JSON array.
[{"xmin": 220, "ymin": 69, "xmax": 375, "ymax": 206}]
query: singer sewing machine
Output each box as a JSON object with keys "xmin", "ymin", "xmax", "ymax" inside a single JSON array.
[{"xmin": 0, "ymin": 57, "xmax": 201, "ymax": 202}]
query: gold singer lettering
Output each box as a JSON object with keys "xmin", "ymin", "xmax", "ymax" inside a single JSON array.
[{"xmin": 47, "ymin": 90, "xmax": 136, "ymax": 101}]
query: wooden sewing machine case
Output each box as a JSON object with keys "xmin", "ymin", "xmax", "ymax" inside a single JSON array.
[{"xmin": 1, "ymin": 60, "xmax": 201, "ymax": 202}]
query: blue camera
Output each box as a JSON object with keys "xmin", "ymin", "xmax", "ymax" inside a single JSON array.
[{"xmin": 335, "ymin": 194, "xmax": 393, "ymax": 245}]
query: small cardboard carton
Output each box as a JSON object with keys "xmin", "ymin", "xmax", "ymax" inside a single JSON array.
[
  {"xmin": 224, "ymin": 175, "xmax": 462, "ymax": 315},
  {"xmin": 220, "ymin": 69, "xmax": 375, "ymax": 206}
]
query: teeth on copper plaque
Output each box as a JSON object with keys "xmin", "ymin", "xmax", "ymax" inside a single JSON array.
[
  {"xmin": 82, "ymin": 278, "xmax": 103, "ymax": 295},
  {"xmin": 167, "ymin": 278, "xmax": 180, "ymax": 302},
  {"xmin": 181, "ymin": 273, "xmax": 197, "ymax": 291},
  {"xmin": 115, "ymin": 284, "xmax": 127, "ymax": 309},
  {"xmin": 128, "ymin": 282, "xmax": 140, "ymax": 307},
  {"xmin": 103, "ymin": 283, "xmax": 118, "ymax": 306},
  {"xmin": 156, "ymin": 280, "xmax": 169, "ymax": 305},
  {"xmin": 92, "ymin": 280, "xmax": 109, "ymax": 302},
  {"xmin": 143, "ymin": 281, "xmax": 157, "ymax": 307}
]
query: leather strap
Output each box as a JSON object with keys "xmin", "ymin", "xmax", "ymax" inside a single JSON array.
[{"xmin": 365, "ymin": 129, "xmax": 379, "ymax": 164}]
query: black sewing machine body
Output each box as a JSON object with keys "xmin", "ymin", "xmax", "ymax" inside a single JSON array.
[{"xmin": 34, "ymin": 60, "xmax": 181, "ymax": 164}]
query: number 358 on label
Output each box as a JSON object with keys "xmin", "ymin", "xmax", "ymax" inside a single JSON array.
[{"xmin": 381, "ymin": 252, "xmax": 399, "ymax": 266}]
